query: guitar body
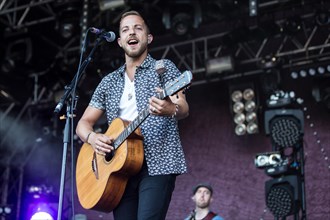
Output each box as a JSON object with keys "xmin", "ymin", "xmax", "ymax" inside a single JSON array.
[{"xmin": 76, "ymin": 117, "xmax": 144, "ymax": 212}]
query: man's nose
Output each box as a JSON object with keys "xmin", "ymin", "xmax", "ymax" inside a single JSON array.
[{"xmin": 128, "ymin": 28, "xmax": 136, "ymax": 35}]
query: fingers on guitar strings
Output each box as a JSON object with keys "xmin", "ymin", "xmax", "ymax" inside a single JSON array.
[{"xmin": 95, "ymin": 145, "xmax": 101, "ymax": 152}]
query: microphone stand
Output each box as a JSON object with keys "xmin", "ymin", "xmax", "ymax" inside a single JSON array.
[{"xmin": 54, "ymin": 36, "xmax": 104, "ymax": 220}]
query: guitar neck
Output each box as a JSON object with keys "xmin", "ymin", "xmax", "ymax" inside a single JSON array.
[
  {"xmin": 113, "ymin": 92, "xmax": 165, "ymax": 149},
  {"xmin": 111, "ymin": 70, "xmax": 192, "ymax": 149}
]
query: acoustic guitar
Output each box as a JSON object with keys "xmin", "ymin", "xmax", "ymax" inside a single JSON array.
[{"xmin": 76, "ymin": 70, "xmax": 193, "ymax": 212}]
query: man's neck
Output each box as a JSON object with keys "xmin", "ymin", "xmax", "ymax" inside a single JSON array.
[
  {"xmin": 194, "ymin": 207, "xmax": 210, "ymax": 220},
  {"xmin": 125, "ymin": 53, "xmax": 147, "ymax": 80}
]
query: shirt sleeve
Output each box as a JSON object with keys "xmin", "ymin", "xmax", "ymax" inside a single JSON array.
[
  {"xmin": 162, "ymin": 59, "xmax": 182, "ymax": 82},
  {"xmin": 89, "ymin": 77, "xmax": 108, "ymax": 110}
]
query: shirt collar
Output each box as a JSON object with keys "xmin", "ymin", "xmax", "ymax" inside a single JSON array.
[{"xmin": 118, "ymin": 54, "xmax": 154, "ymax": 77}]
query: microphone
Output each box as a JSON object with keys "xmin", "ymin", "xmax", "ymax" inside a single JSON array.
[{"xmin": 90, "ymin": 27, "xmax": 116, "ymax": 42}]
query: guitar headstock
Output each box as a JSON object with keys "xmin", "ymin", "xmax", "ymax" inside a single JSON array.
[{"xmin": 164, "ymin": 70, "xmax": 193, "ymax": 97}]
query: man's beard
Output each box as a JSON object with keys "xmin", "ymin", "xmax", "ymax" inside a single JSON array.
[
  {"xmin": 197, "ymin": 200, "xmax": 210, "ymax": 209},
  {"xmin": 124, "ymin": 42, "xmax": 148, "ymax": 58}
]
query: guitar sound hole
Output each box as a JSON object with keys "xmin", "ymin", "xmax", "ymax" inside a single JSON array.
[{"xmin": 105, "ymin": 151, "xmax": 114, "ymax": 162}]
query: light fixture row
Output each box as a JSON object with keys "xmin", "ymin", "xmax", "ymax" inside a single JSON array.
[
  {"xmin": 290, "ymin": 64, "xmax": 330, "ymax": 79},
  {"xmin": 230, "ymin": 86, "xmax": 259, "ymax": 135}
]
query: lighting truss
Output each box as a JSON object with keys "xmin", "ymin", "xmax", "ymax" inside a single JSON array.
[
  {"xmin": 0, "ymin": 0, "xmax": 57, "ymax": 29},
  {"xmin": 150, "ymin": 3, "xmax": 330, "ymax": 84}
]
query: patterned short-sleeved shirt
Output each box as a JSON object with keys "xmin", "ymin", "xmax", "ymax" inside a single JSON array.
[{"xmin": 89, "ymin": 54, "xmax": 187, "ymax": 176}]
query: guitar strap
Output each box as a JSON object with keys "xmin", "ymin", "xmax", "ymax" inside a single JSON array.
[
  {"xmin": 188, "ymin": 210, "xmax": 217, "ymax": 220},
  {"xmin": 155, "ymin": 59, "xmax": 166, "ymax": 88},
  {"xmin": 204, "ymin": 211, "xmax": 217, "ymax": 220}
]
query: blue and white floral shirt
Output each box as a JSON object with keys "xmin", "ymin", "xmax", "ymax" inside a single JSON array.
[{"xmin": 89, "ymin": 54, "xmax": 187, "ymax": 176}]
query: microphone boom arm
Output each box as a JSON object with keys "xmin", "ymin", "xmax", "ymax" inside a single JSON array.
[{"xmin": 53, "ymin": 36, "xmax": 103, "ymax": 114}]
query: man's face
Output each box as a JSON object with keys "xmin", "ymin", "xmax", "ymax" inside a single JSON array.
[
  {"xmin": 192, "ymin": 187, "xmax": 212, "ymax": 208},
  {"xmin": 118, "ymin": 15, "xmax": 151, "ymax": 58}
]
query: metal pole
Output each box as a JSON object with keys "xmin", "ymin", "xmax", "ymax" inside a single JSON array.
[
  {"xmin": 1, "ymin": 165, "xmax": 10, "ymax": 220},
  {"xmin": 16, "ymin": 167, "xmax": 24, "ymax": 220}
]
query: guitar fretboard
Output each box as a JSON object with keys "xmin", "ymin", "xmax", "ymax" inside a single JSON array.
[{"xmin": 113, "ymin": 92, "xmax": 165, "ymax": 149}]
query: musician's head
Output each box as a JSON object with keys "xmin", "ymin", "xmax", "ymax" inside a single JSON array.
[{"xmin": 117, "ymin": 10, "xmax": 153, "ymax": 57}]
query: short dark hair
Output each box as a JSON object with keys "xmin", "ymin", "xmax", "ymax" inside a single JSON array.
[
  {"xmin": 192, "ymin": 183, "xmax": 213, "ymax": 195},
  {"xmin": 119, "ymin": 10, "xmax": 150, "ymax": 34}
]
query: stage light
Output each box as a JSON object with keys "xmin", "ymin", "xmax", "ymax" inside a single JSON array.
[
  {"xmin": 246, "ymin": 112, "xmax": 257, "ymax": 122},
  {"xmin": 299, "ymin": 70, "xmax": 307, "ymax": 77},
  {"xmin": 258, "ymin": 55, "xmax": 281, "ymax": 69},
  {"xmin": 31, "ymin": 211, "xmax": 54, "ymax": 220},
  {"xmin": 57, "ymin": 7, "xmax": 79, "ymax": 39},
  {"xmin": 205, "ymin": 56, "xmax": 234, "ymax": 76},
  {"xmin": 308, "ymin": 68, "xmax": 316, "ymax": 76},
  {"xmin": 282, "ymin": 17, "xmax": 302, "ymax": 35},
  {"xmin": 260, "ymin": 107, "xmax": 306, "ymax": 219},
  {"xmin": 265, "ymin": 175, "xmax": 302, "ymax": 218},
  {"xmin": 266, "ymin": 90, "xmax": 295, "ymax": 108},
  {"xmin": 315, "ymin": 10, "xmax": 330, "ymax": 26},
  {"xmin": 1, "ymin": 38, "xmax": 32, "ymax": 73},
  {"xmin": 249, "ymin": 0, "xmax": 258, "ymax": 17},
  {"xmin": 162, "ymin": 1, "xmax": 202, "ymax": 36},
  {"xmin": 291, "ymin": 64, "xmax": 329, "ymax": 79},
  {"xmin": 234, "ymin": 113, "xmax": 245, "ymax": 124},
  {"xmin": 243, "ymin": 88, "xmax": 254, "ymax": 101},
  {"xmin": 171, "ymin": 13, "xmax": 192, "ymax": 36},
  {"xmin": 98, "ymin": 0, "xmax": 125, "ymax": 11},
  {"xmin": 264, "ymin": 109, "xmax": 304, "ymax": 149},
  {"xmin": 317, "ymin": 66, "xmax": 325, "ymax": 74},
  {"xmin": 231, "ymin": 90, "xmax": 243, "ymax": 102},
  {"xmin": 235, "ymin": 123, "xmax": 246, "ymax": 136},
  {"xmin": 0, "ymin": 205, "xmax": 12, "ymax": 216},
  {"xmin": 61, "ymin": 23, "xmax": 74, "ymax": 38},
  {"xmin": 27, "ymin": 202, "xmax": 56, "ymax": 220},
  {"xmin": 233, "ymin": 102, "xmax": 244, "ymax": 113},
  {"xmin": 271, "ymin": 118, "xmax": 300, "ymax": 148},
  {"xmin": 25, "ymin": 185, "xmax": 57, "ymax": 220},
  {"xmin": 255, "ymin": 151, "xmax": 282, "ymax": 168},
  {"xmin": 247, "ymin": 122, "xmax": 258, "ymax": 134},
  {"xmin": 291, "ymin": 71, "xmax": 298, "ymax": 79},
  {"xmin": 244, "ymin": 100, "xmax": 256, "ymax": 112},
  {"xmin": 229, "ymin": 83, "xmax": 259, "ymax": 135}
]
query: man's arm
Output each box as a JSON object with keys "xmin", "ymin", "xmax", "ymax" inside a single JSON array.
[
  {"xmin": 76, "ymin": 106, "xmax": 103, "ymax": 143},
  {"xmin": 76, "ymin": 106, "xmax": 113, "ymax": 155}
]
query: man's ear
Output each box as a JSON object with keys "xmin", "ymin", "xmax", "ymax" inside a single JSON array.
[
  {"xmin": 147, "ymin": 34, "xmax": 153, "ymax": 44},
  {"xmin": 117, "ymin": 38, "xmax": 122, "ymax": 47}
]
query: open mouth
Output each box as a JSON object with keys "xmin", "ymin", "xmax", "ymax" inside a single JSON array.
[{"xmin": 128, "ymin": 39, "xmax": 138, "ymax": 45}]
